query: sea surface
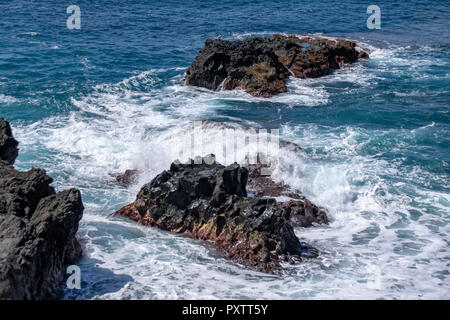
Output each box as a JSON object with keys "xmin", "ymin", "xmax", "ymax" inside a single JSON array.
[{"xmin": 1, "ymin": 0, "xmax": 449, "ymax": 299}]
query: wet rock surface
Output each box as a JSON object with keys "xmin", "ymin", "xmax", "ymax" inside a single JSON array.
[
  {"xmin": 0, "ymin": 118, "xmax": 18, "ymax": 165},
  {"xmin": 185, "ymin": 34, "xmax": 369, "ymax": 97},
  {"xmin": 246, "ymin": 164, "xmax": 328, "ymax": 228},
  {"xmin": 115, "ymin": 169, "xmax": 139, "ymax": 186},
  {"xmin": 114, "ymin": 155, "xmax": 327, "ymax": 273},
  {"xmin": 0, "ymin": 118, "xmax": 84, "ymax": 300}
]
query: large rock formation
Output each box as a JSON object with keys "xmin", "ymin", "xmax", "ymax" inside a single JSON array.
[
  {"xmin": 246, "ymin": 164, "xmax": 328, "ymax": 228},
  {"xmin": 0, "ymin": 118, "xmax": 84, "ymax": 300},
  {"xmin": 0, "ymin": 119, "xmax": 18, "ymax": 165},
  {"xmin": 185, "ymin": 34, "xmax": 369, "ymax": 97},
  {"xmin": 114, "ymin": 155, "xmax": 327, "ymax": 273}
]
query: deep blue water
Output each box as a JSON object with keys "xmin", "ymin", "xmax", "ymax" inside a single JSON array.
[{"xmin": 1, "ymin": 0, "xmax": 449, "ymax": 299}]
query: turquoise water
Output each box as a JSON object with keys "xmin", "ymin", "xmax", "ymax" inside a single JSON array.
[{"xmin": 1, "ymin": 0, "xmax": 449, "ymax": 299}]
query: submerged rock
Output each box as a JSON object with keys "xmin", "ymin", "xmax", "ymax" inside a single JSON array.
[
  {"xmin": 0, "ymin": 118, "xmax": 84, "ymax": 300},
  {"xmin": 115, "ymin": 169, "xmax": 139, "ymax": 186},
  {"xmin": 114, "ymin": 155, "xmax": 326, "ymax": 273},
  {"xmin": 185, "ymin": 34, "xmax": 369, "ymax": 97}
]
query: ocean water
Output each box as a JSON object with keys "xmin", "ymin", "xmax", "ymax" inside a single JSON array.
[{"xmin": 1, "ymin": 0, "xmax": 449, "ymax": 299}]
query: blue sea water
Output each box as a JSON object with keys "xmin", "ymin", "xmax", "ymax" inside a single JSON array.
[{"xmin": 1, "ymin": 0, "xmax": 449, "ymax": 299}]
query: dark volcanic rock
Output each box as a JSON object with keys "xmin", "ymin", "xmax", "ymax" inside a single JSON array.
[
  {"xmin": 115, "ymin": 169, "xmax": 139, "ymax": 186},
  {"xmin": 247, "ymin": 164, "xmax": 328, "ymax": 228},
  {"xmin": 114, "ymin": 156, "xmax": 323, "ymax": 273},
  {"xmin": 185, "ymin": 34, "xmax": 369, "ymax": 97},
  {"xmin": 0, "ymin": 118, "xmax": 19, "ymax": 165},
  {"xmin": 0, "ymin": 119, "xmax": 84, "ymax": 300},
  {"xmin": 282, "ymin": 200, "xmax": 328, "ymax": 228}
]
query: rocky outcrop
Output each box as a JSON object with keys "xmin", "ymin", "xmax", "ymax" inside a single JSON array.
[
  {"xmin": 0, "ymin": 118, "xmax": 19, "ymax": 165},
  {"xmin": 246, "ymin": 164, "xmax": 328, "ymax": 228},
  {"xmin": 0, "ymin": 118, "xmax": 84, "ymax": 300},
  {"xmin": 114, "ymin": 155, "xmax": 326, "ymax": 273},
  {"xmin": 185, "ymin": 34, "xmax": 369, "ymax": 97}
]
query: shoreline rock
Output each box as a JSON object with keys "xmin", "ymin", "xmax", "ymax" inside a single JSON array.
[
  {"xmin": 185, "ymin": 34, "xmax": 369, "ymax": 97},
  {"xmin": 0, "ymin": 118, "xmax": 84, "ymax": 300},
  {"xmin": 114, "ymin": 155, "xmax": 327, "ymax": 273}
]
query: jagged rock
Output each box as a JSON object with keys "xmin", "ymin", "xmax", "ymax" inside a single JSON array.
[
  {"xmin": 114, "ymin": 156, "xmax": 323, "ymax": 273},
  {"xmin": 247, "ymin": 164, "xmax": 299, "ymax": 198},
  {"xmin": 246, "ymin": 164, "xmax": 328, "ymax": 228},
  {"xmin": 115, "ymin": 169, "xmax": 139, "ymax": 186},
  {"xmin": 185, "ymin": 34, "xmax": 369, "ymax": 97},
  {"xmin": 282, "ymin": 200, "xmax": 328, "ymax": 228},
  {"xmin": 0, "ymin": 119, "xmax": 84, "ymax": 300}
]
